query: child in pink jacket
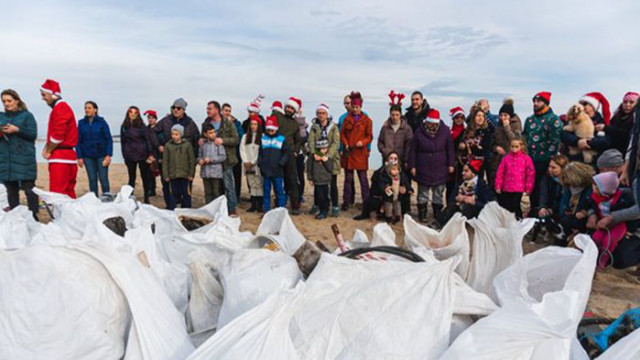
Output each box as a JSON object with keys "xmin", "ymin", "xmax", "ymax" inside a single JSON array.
[{"xmin": 495, "ymin": 137, "xmax": 535, "ymax": 218}]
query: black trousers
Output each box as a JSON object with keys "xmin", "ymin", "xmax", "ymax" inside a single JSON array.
[
  {"xmin": 297, "ymin": 154, "xmax": 306, "ymax": 199},
  {"xmin": 330, "ymin": 175, "xmax": 338, "ymax": 208},
  {"xmin": 5, "ymin": 180, "xmax": 39, "ymax": 219},
  {"xmin": 233, "ymin": 162, "xmax": 242, "ymax": 199},
  {"xmin": 530, "ymin": 160, "xmax": 549, "ymax": 209},
  {"xmin": 314, "ymin": 184, "xmax": 329, "ymax": 213},
  {"xmin": 125, "ymin": 160, "xmax": 151, "ymax": 202},
  {"xmin": 283, "ymin": 155, "xmax": 300, "ymax": 205},
  {"xmin": 498, "ymin": 192, "xmax": 523, "ymax": 218}
]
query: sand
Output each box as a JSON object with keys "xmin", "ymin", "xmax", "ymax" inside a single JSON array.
[{"xmin": 28, "ymin": 163, "xmax": 640, "ymax": 319}]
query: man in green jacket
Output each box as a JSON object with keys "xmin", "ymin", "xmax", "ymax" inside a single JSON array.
[
  {"xmin": 278, "ymin": 98, "xmax": 303, "ymax": 215},
  {"xmin": 201, "ymin": 100, "xmax": 239, "ymax": 214},
  {"xmin": 523, "ymin": 91, "xmax": 562, "ymax": 209}
]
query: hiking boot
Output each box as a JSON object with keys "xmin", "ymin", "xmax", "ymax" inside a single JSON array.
[
  {"xmin": 290, "ymin": 204, "xmax": 301, "ymax": 216},
  {"xmin": 247, "ymin": 197, "xmax": 257, "ymax": 213},
  {"xmin": 340, "ymin": 203, "xmax": 350, "ymax": 211},
  {"xmin": 418, "ymin": 204, "xmax": 428, "ymax": 223},
  {"xmin": 315, "ymin": 211, "xmax": 328, "ymax": 220},
  {"xmin": 432, "ymin": 204, "xmax": 443, "ymax": 222},
  {"xmin": 256, "ymin": 197, "xmax": 264, "ymax": 213},
  {"xmin": 307, "ymin": 205, "xmax": 318, "ymax": 215},
  {"xmin": 331, "ymin": 206, "xmax": 339, "ymax": 218}
]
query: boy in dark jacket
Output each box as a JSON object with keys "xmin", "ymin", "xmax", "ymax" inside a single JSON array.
[
  {"xmin": 437, "ymin": 159, "xmax": 495, "ymax": 226},
  {"xmin": 307, "ymin": 139, "xmax": 333, "ymax": 219},
  {"xmin": 259, "ymin": 116, "xmax": 289, "ymax": 212},
  {"xmin": 162, "ymin": 124, "xmax": 196, "ymax": 209}
]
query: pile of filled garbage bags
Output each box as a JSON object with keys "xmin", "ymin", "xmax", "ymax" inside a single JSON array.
[{"xmin": 0, "ymin": 186, "xmax": 637, "ymax": 359}]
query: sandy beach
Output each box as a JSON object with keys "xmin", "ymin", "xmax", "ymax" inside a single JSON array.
[{"xmin": 25, "ymin": 163, "xmax": 640, "ymax": 319}]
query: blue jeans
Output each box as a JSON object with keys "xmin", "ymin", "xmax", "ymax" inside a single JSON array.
[
  {"xmin": 223, "ymin": 167, "xmax": 237, "ymax": 212},
  {"xmin": 263, "ymin": 177, "xmax": 285, "ymax": 211},
  {"xmin": 83, "ymin": 157, "xmax": 110, "ymax": 196}
]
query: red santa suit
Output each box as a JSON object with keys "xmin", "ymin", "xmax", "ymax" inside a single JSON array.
[{"xmin": 46, "ymin": 98, "xmax": 78, "ymax": 198}]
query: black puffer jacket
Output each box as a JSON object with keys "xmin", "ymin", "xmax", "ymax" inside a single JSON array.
[{"xmin": 404, "ymin": 100, "xmax": 431, "ymax": 131}]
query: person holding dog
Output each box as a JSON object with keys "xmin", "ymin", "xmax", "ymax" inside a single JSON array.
[{"xmin": 561, "ymin": 92, "xmax": 612, "ymax": 164}]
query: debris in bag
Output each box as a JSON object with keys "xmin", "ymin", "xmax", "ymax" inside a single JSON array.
[
  {"xmin": 580, "ymin": 307, "xmax": 640, "ymax": 358},
  {"xmin": 292, "ymin": 241, "xmax": 323, "ymax": 278},
  {"xmin": 179, "ymin": 215, "xmax": 213, "ymax": 231},
  {"xmin": 103, "ymin": 216, "xmax": 127, "ymax": 237}
]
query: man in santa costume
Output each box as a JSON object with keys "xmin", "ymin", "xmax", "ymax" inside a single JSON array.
[{"xmin": 40, "ymin": 79, "xmax": 78, "ymax": 198}]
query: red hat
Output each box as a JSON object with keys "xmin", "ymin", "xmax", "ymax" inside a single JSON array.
[
  {"xmin": 532, "ymin": 91, "xmax": 551, "ymax": 105},
  {"xmin": 467, "ymin": 159, "xmax": 483, "ymax": 174},
  {"xmin": 350, "ymin": 91, "xmax": 363, "ymax": 107},
  {"xmin": 271, "ymin": 101, "xmax": 284, "ymax": 114},
  {"xmin": 249, "ymin": 113, "xmax": 263, "ymax": 126},
  {"xmin": 580, "ymin": 92, "xmax": 611, "ymax": 125},
  {"xmin": 40, "ymin": 79, "xmax": 61, "ymax": 97},
  {"xmin": 265, "ymin": 115, "xmax": 279, "ymax": 131},
  {"xmin": 449, "ymin": 107, "xmax": 465, "ymax": 118},
  {"xmin": 286, "ymin": 97, "xmax": 302, "ymax": 112},
  {"xmin": 316, "ymin": 103, "xmax": 330, "ymax": 113},
  {"xmin": 143, "ymin": 110, "xmax": 157, "ymax": 118},
  {"xmin": 623, "ymin": 92, "xmax": 640, "ymax": 103},
  {"xmin": 425, "ymin": 109, "xmax": 441, "ymax": 124}
]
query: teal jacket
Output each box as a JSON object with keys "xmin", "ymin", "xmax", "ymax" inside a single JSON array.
[{"xmin": 0, "ymin": 110, "xmax": 38, "ymax": 181}]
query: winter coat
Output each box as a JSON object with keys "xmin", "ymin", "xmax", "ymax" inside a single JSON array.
[
  {"xmin": 240, "ymin": 132, "xmax": 261, "ymax": 177},
  {"xmin": 155, "ymin": 114, "xmax": 200, "ymax": 153},
  {"xmin": 561, "ymin": 111, "xmax": 611, "ymax": 160},
  {"xmin": 198, "ymin": 140, "xmax": 226, "ymax": 179},
  {"xmin": 46, "ymin": 99, "xmax": 78, "ymax": 163},
  {"xmin": 559, "ymin": 187, "xmax": 592, "ymax": 217},
  {"xmin": 404, "ymin": 101, "xmax": 431, "ymax": 131},
  {"xmin": 307, "ymin": 155, "xmax": 333, "ymax": 185},
  {"xmin": 308, "ymin": 118, "xmax": 340, "ymax": 175},
  {"xmin": 201, "ymin": 117, "xmax": 239, "ymax": 168},
  {"xmin": 340, "ymin": 113, "xmax": 373, "ymax": 170},
  {"xmin": 162, "ymin": 140, "xmax": 196, "ymax": 179},
  {"xmin": 121, "ymin": 123, "xmax": 153, "ymax": 162},
  {"xmin": 604, "ymin": 107, "xmax": 634, "ymax": 155},
  {"xmin": 494, "ymin": 151, "xmax": 535, "ymax": 193},
  {"xmin": 278, "ymin": 113, "xmax": 303, "ymax": 154},
  {"xmin": 626, "ymin": 106, "xmax": 640, "ymax": 180},
  {"xmin": 493, "ymin": 114, "xmax": 522, "ymax": 155},
  {"xmin": 523, "ymin": 108, "xmax": 562, "ymax": 163},
  {"xmin": 259, "ymin": 132, "xmax": 289, "ymax": 178},
  {"xmin": 448, "ymin": 177, "xmax": 495, "ymax": 209},
  {"xmin": 76, "ymin": 116, "xmax": 113, "ymax": 159},
  {"xmin": 377, "ymin": 118, "xmax": 414, "ymax": 165},
  {"xmin": 296, "ymin": 115, "xmax": 309, "ymax": 153},
  {"xmin": 0, "ymin": 110, "xmax": 37, "ymax": 181},
  {"xmin": 538, "ymin": 175, "xmax": 563, "ymax": 215},
  {"xmin": 408, "ymin": 122, "xmax": 455, "ymax": 186},
  {"xmin": 380, "ymin": 168, "xmax": 410, "ymax": 202}
]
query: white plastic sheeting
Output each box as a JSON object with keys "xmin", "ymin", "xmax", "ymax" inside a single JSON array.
[
  {"xmin": 440, "ymin": 235, "xmax": 597, "ymax": 360},
  {"xmin": 0, "ymin": 183, "xmax": 8, "ymax": 209}
]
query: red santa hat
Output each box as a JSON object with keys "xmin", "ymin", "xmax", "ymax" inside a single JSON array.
[
  {"xmin": 425, "ymin": 109, "xmax": 441, "ymax": 124},
  {"xmin": 580, "ymin": 92, "xmax": 611, "ymax": 125},
  {"xmin": 247, "ymin": 94, "xmax": 265, "ymax": 113},
  {"xmin": 467, "ymin": 159, "xmax": 483, "ymax": 174},
  {"xmin": 316, "ymin": 103, "xmax": 330, "ymax": 113},
  {"xmin": 532, "ymin": 91, "xmax": 551, "ymax": 105},
  {"xmin": 249, "ymin": 113, "xmax": 263, "ymax": 126},
  {"xmin": 271, "ymin": 101, "xmax": 284, "ymax": 114},
  {"xmin": 143, "ymin": 110, "xmax": 157, "ymax": 118},
  {"xmin": 449, "ymin": 106, "xmax": 465, "ymax": 119},
  {"xmin": 40, "ymin": 79, "xmax": 61, "ymax": 97},
  {"xmin": 287, "ymin": 97, "xmax": 302, "ymax": 112},
  {"xmin": 265, "ymin": 115, "xmax": 279, "ymax": 131},
  {"xmin": 623, "ymin": 92, "xmax": 640, "ymax": 103}
]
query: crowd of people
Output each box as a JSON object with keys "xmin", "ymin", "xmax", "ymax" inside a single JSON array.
[{"xmin": 1, "ymin": 79, "xmax": 640, "ymax": 270}]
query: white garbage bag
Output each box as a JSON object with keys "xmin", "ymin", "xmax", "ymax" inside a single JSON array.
[
  {"xmin": 440, "ymin": 235, "xmax": 597, "ymax": 360},
  {"xmin": 216, "ymin": 249, "xmax": 302, "ymax": 329},
  {"xmin": 0, "ymin": 183, "xmax": 8, "ymax": 209},
  {"xmin": 186, "ymin": 261, "xmax": 224, "ymax": 346},
  {"xmin": 256, "ymin": 208, "xmax": 305, "ymax": 255},
  {"xmin": 0, "ymin": 245, "xmax": 130, "ymax": 360},
  {"xmin": 596, "ymin": 328, "xmax": 640, "ymax": 360},
  {"xmin": 404, "ymin": 213, "xmax": 470, "ymax": 278},
  {"xmin": 0, "ymin": 206, "xmax": 41, "ymax": 249},
  {"xmin": 466, "ymin": 202, "xmax": 536, "ymax": 301}
]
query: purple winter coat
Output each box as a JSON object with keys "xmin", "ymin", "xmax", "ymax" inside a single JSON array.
[
  {"xmin": 121, "ymin": 125, "xmax": 153, "ymax": 162},
  {"xmin": 408, "ymin": 121, "xmax": 455, "ymax": 186}
]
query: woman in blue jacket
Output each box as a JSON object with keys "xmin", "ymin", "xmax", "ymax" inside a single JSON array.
[
  {"xmin": 0, "ymin": 89, "xmax": 39, "ymax": 219},
  {"xmin": 77, "ymin": 101, "xmax": 113, "ymax": 196}
]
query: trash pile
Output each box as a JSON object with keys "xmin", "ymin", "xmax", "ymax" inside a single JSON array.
[{"xmin": 0, "ymin": 187, "xmax": 637, "ymax": 359}]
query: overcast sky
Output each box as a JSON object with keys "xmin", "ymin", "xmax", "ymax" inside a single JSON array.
[{"xmin": 3, "ymin": 0, "xmax": 640, "ymax": 159}]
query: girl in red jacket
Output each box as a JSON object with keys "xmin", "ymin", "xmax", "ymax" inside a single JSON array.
[{"xmin": 495, "ymin": 137, "xmax": 535, "ymax": 218}]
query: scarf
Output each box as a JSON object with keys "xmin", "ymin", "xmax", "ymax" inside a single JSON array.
[
  {"xmin": 591, "ymin": 189, "xmax": 622, "ymax": 218},
  {"xmin": 451, "ymin": 123, "xmax": 465, "ymax": 141}
]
